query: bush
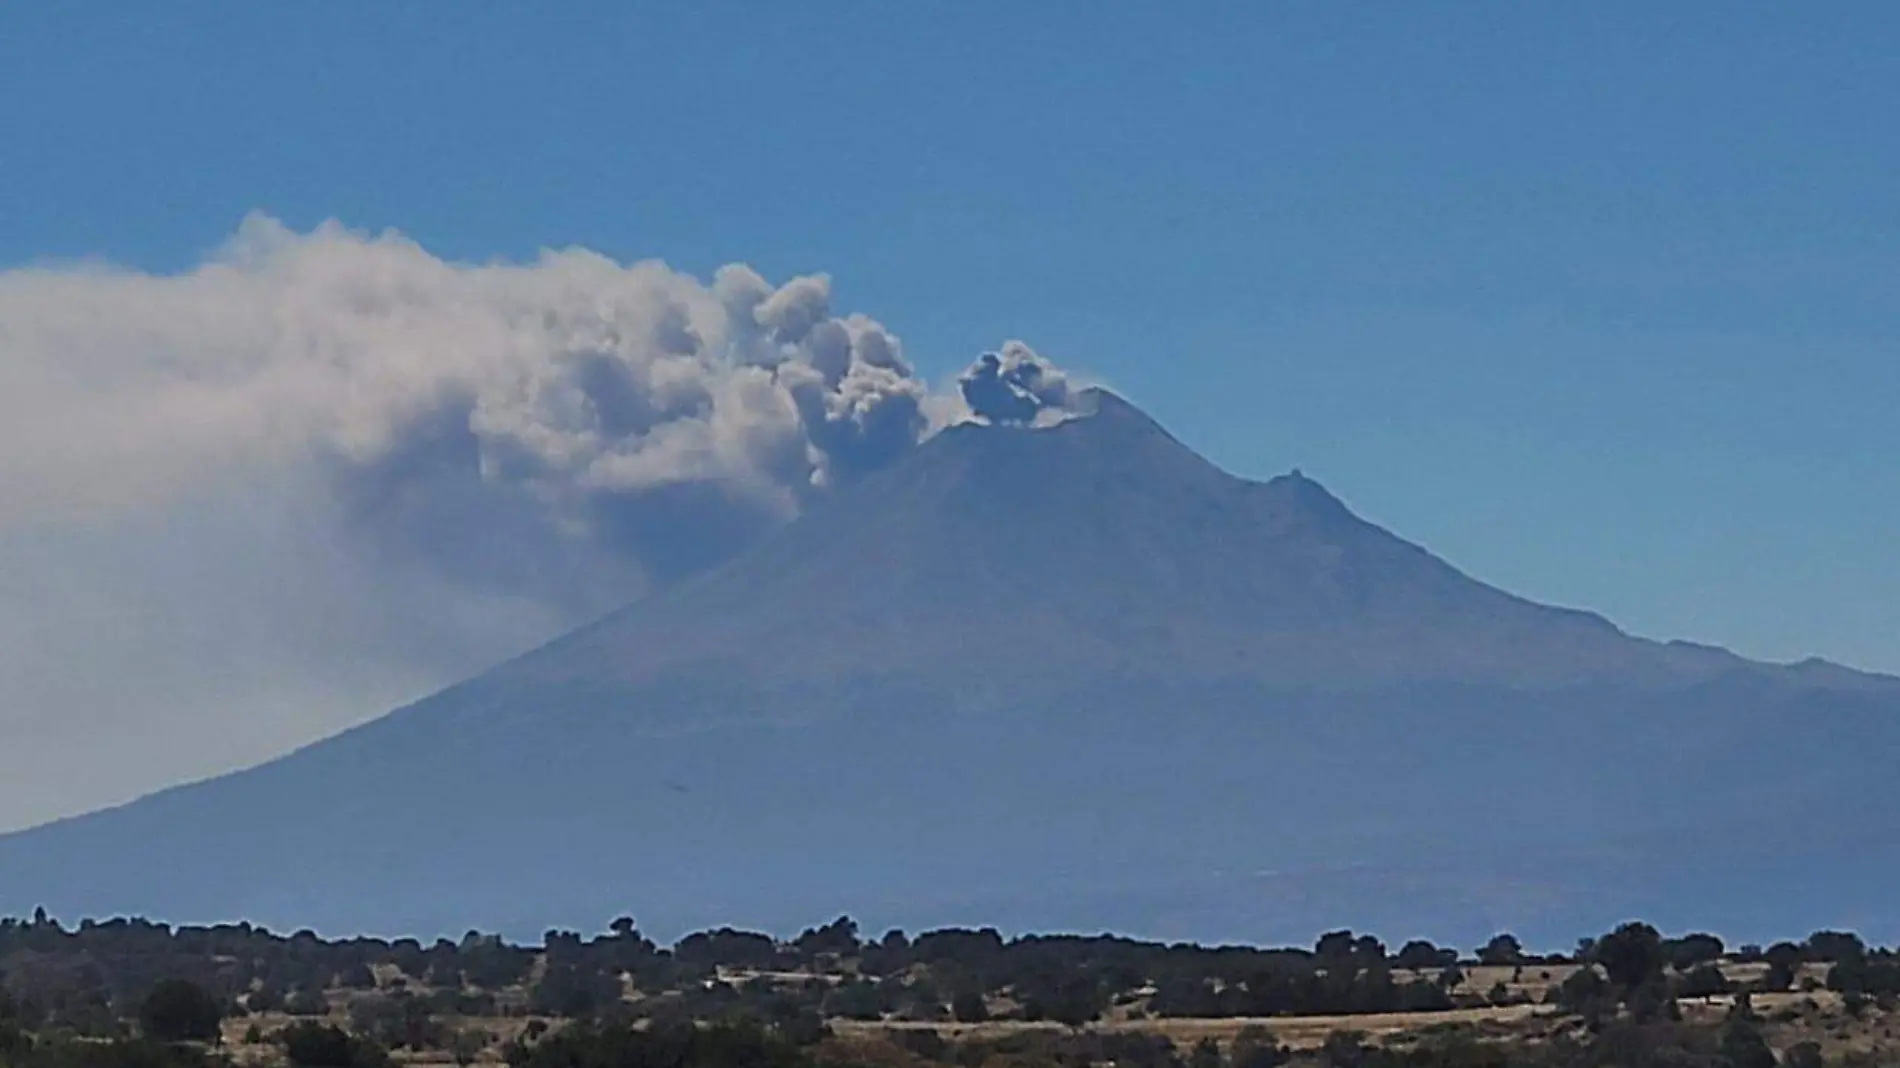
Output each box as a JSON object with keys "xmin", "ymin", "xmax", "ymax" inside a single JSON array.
[
  {"xmin": 504, "ymin": 1020, "xmax": 808, "ymax": 1068},
  {"xmin": 1807, "ymin": 931, "xmax": 1867, "ymax": 963},
  {"xmin": 1186, "ymin": 1038, "xmax": 1223, "ymax": 1068},
  {"xmin": 281, "ymin": 1021, "xmax": 389, "ymax": 1068},
  {"xmin": 1673, "ymin": 964, "xmax": 1730, "ymax": 999},
  {"xmin": 1553, "ymin": 966, "xmax": 1610, "ymax": 1020},
  {"xmin": 1475, "ymin": 934, "xmax": 1524, "ymax": 966},
  {"xmin": 347, "ymin": 993, "xmax": 443, "ymax": 1051},
  {"xmin": 137, "ymin": 980, "xmax": 223, "ymax": 1045},
  {"xmin": 1320, "ymin": 1030, "xmax": 1368, "ymax": 1068},
  {"xmin": 1786, "ymin": 1042, "xmax": 1825, "ymax": 1068},
  {"xmin": 1719, "ymin": 1016, "xmax": 1776, "ymax": 1068},
  {"xmin": 1393, "ymin": 941, "xmax": 1457, "ymax": 971},
  {"xmin": 1233, "ymin": 1026, "xmax": 1287, "ymax": 1068},
  {"xmin": 1663, "ymin": 933, "xmax": 1725, "ymax": 971},
  {"xmin": 284, "ymin": 989, "xmax": 331, "ymax": 1017},
  {"xmin": 1592, "ymin": 923, "xmax": 1666, "ymax": 995},
  {"xmin": 949, "ymin": 991, "xmax": 988, "ymax": 1023},
  {"xmin": 450, "ymin": 1029, "xmax": 490, "ymax": 1067},
  {"xmin": 1, "ymin": 1019, "xmax": 33, "ymax": 1063}
]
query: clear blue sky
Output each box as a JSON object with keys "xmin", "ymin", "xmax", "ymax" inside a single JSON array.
[{"xmin": 4, "ymin": 2, "xmax": 1898, "ymax": 672}]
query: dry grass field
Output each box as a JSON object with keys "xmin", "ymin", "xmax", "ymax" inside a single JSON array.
[
  {"xmin": 209, "ymin": 957, "xmax": 1891, "ymax": 1065},
  {"xmin": 834, "ymin": 1003, "xmax": 1555, "ymax": 1051}
]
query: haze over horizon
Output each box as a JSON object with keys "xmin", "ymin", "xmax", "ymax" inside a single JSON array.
[{"xmin": 3, "ymin": 5, "xmax": 1899, "ymax": 835}]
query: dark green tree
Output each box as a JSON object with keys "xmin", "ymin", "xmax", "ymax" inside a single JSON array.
[
  {"xmin": 1674, "ymin": 963, "xmax": 1731, "ymax": 999},
  {"xmin": 1320, "ymin": 1029, "xmax": 1367, "ymax": 1068},
  {"xmin": 950, "ymin": 990, "xmax": 989, "ymax": 1023},
  {"xmin": 1552, "ymin": 966, "xmax": 1610, "ymax": 1023},
  {"xmin": 1592, "ymin": 923, "xmax": 1666, "ymax": 995},
  {"xmin": 1785, "ymin": 1041, "xmax": 1825, "ymax": 1068},
  {"xmin": 1233, "ymin": 1026, "xmax": 1287, "ymax": 1068},
  {"xmin": 1718, "ymin": 1013, "xmax": 1776, "ymax": 1068},
  {"xmin": 1663, "ymin": 932, "xmax": 1725, "ymax": 970},
  {"xmin": 137, "ymin": 979, "xmax": 224, "ymax": 1044},
  {"xmin": 283, "ymin": 1021, "xmax": 387, "ymax": 1068},
  {"xmin": 1393, "ymin": 940, "xmax": 1457, "ymax": 971},
  {"xmin": 1806, "ymin": 930, "xmax": 1866, "ymax": 962},
  {"xmin": 1315, "ymin": 931, "xmax": 1358, "ymax": 961},
  {"xmin": 1476, "ymin": 934, "xmax": 1524, "ymax": 966},
  {"xmin": 793, "ymin": 916, "xmax": 859, "ymax": 959},
  {"xmin": 1186, "ymin": 1037, "xmax": 1223, "ymax": 1068}
]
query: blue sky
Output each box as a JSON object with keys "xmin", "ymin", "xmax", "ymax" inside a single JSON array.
[{"xmin": 2, "ymin": 0, "xmax": 1896, "ymax": 686}]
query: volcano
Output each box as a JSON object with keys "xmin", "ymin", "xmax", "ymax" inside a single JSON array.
[{"xmin": 3, "ymin": 392, "xmax": 1897, "ymax": 944}]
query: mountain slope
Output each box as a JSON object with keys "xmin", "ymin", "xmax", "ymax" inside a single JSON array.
[
  {"xmin": 2, "ymin": 392, "xmax": 1896, "ymax": 944},
  {"xmin": 471, "ymin": 390, "xmax": 1740, "ymax": 698}
]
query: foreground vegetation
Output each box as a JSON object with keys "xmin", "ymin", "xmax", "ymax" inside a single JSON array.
[{"xmin": 3, "ymin": 912, "xmax": 1898, "ymax": 1068}]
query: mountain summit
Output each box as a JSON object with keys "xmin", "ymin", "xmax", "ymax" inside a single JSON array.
[
  {"xmin": 3, "ymin": 394, "xmax": 1896, "ymax": 942},
  {"xmin": 502, "ymin": 389, "xmax": 1726, "ymax": 699}
]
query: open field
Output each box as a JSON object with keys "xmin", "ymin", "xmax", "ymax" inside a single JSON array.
[
  {"xmin": 11, "ymin": 915, "xmax": 1899, "ymax": 1068},
  {"xmin": 198, "ymin": 957, "xmax": 1884, "ymax": 1066},
  {"xmin": 207, "ymin": 993, "xmax": 1900, "ymax": 1067},
  {"xmin": 835, "ymin": 1003, "xmax": 1555, "ymax": 1051}
]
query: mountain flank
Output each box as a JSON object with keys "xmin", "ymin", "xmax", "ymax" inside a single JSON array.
[{"xmin": 2, "ymin": 391, "xmax": 1895, "ymax": 943}]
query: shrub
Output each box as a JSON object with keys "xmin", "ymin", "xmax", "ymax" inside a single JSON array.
[
  {"xmin": 137, "ymin": 980, "xmax": 223, "ymax": 1045},
  {"xmin": 281, "ymin": 1021, "xmax": 389, "ymax": 1068}
]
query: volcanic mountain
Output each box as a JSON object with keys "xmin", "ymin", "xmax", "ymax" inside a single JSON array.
[{"xmin": 3, "ymin": 392, "xmax": 1897, "ymax": 943}]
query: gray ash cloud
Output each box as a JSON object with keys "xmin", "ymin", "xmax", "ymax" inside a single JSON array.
[
  {"xmin": 958, "ymin": 340, "xmax": 1076, "ymax": 426},
  {"xmin": 0, "ymin": 215, "xmax": 1081, "ymax": 826}
]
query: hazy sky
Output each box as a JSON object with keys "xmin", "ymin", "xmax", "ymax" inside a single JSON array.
[{"xmin": 2, "ymin": 4, "xmax": 1897, "ymax": 829}]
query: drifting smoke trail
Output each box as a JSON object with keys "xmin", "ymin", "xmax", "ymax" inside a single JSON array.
[
  {"xmin": 0, "ymin": 214, "xmax": 1083, "ymax": 599},
  {"xmin": 0, "ymin": 214, "xmax": 1086, "ymax": 827}
]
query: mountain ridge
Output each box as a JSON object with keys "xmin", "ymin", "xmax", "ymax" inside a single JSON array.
[
  {"xmin": 2, "ymin": 391, "xmax": 1897, "ymax": 944},
  {"xmin": 458, "ymin": 388, "xmax": 1865, "ymax": 698}
]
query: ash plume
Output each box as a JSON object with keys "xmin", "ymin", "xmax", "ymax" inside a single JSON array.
[
  {"xmin": 958, "ymin": 340, "xmax": 1076, "ymax": 426},
  {"xmin": 0, "ymin": 216, "xmax": 972, "ymax": 594},
  {"xmin": 0, "ymin": 215, "xmax": 1088, "ymax": 826}
]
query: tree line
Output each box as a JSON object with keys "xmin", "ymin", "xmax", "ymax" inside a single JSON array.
[{"xmin": 2, "ymin": 912, "xmax": 1897, "ymax": 1068}]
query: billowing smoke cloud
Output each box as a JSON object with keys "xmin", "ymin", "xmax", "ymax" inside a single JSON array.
[
  {"xmin": 958, "ymin": 340, "xmax": 1076, "ymax": 426},
  {"xmin": 0, "ymin": 215, "xmax": 956, "ymax": 598},
  {"xmin": 0, "ymin": 215, "xmax": 1085, "ymax": 829}
]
